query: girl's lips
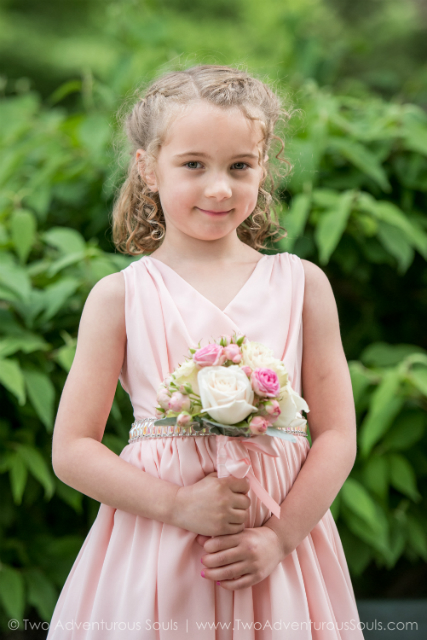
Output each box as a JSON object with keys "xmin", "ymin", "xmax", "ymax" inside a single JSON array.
[{"xmin": 198, "ymin": 207, "xmax": 232, "ymax": 215}]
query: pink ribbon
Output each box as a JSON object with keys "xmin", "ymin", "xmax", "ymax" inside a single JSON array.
[{"xmin": 216, "ymin": 434, "xmax": 281, "ymax": 519}]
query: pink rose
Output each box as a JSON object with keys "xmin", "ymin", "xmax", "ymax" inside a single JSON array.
[
  {"xmin": 157, "ymin": 387, "xmax": 171, "ymax": 410},
  {"xmin": 223, "ymin": 343, "xmax": 242, "ymax": 364},
  {"xmin": 168, "ymin": 391, "xmax": 191, "ymax": 412},
  {"xmin": 249, "ymin": 415, "xmax": 269, "ymax": 435},
  {"xmin": 264, "ymin": 399, "xmax": 281, "ymax": 422},
  {"xmin": 193, "ymin": 344, "xmax": 226, "ymax": 367},
  {"xmin": 251, "ymin": 368, "xmax": 280, "ymax": 398},
  {"xmin": 177, "ymin": 412, "xmax": 192, "ymax": 427},
  {"xmin": 241, "ymin": 365, "xmax": 252, "ymax": 378}
]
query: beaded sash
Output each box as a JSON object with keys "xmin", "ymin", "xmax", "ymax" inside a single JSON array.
[{"xmin": 128, "ymin": 416, "xmax": 309, "ymax": 444}]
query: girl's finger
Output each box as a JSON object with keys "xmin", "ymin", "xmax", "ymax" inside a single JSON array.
[
  {"xmin": 202, "ymin": 561, "xmax": 247, "ymax": 583},
  {"xmin": 196, "ymin": 534, "xmax": 211, "ymax": 546},
  {"xmin": 203, "ymin": 532, "xmax": 242, "ymax": 553},
  {"xmin": 218, "ymin": 574, "xmax": 254, "ymax": 591}
]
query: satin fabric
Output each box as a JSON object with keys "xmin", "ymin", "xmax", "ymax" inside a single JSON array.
[{"xmin": 47, "ymin": 252, "xmax": 364, "ymax": 639}]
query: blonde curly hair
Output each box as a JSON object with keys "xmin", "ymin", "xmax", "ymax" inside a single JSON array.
[{"xmin": 112, "ymin": 64, "xmax": 293, "ymax": 254}]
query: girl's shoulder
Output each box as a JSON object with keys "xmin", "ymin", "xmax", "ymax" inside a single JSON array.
[
  {"xmin": 297, "ymin": 258, "xmax": 337, "ymax": 315},
  {"xmin": 83, "ymin": 272, "xmax": 126, "ymax": 323}
]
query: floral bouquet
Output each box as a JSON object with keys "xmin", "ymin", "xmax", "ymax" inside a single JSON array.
[{"xmin": 154, "ymin": 332, "xmax": 309, "ymax": 441}]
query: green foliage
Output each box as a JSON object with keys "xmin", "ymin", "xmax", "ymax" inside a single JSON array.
[
  {"xmin": 0, "ymin": 90, "xmax": 137, "ymax": 628},
  {"xmin": 332, "ymin": 345, "xmax": 427, "ymax": 576}
]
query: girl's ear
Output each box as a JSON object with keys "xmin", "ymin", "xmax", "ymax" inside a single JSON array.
[{"xmin": 136, "ymin": 148, "xmax": 158, "ymax": 192}]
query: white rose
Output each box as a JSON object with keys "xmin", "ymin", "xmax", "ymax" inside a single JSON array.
[
  {"xmin": 241, "ymin": 342, "xmax": 288, "ymax": 387},
  {"xmin": 274, "ymin": 381, "xmax": 310, "ymax": 428},
  {"xmin": 197, "ymin": 365, "xmax": 257, "ymax": 425},
  {"xmin": 172, "ymin": 359, "xmax": 200, "ymax": 395}
]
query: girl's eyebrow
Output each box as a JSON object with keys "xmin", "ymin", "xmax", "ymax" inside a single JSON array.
[{"xmin": 174, "ymin": 151, "xmax": 259, "ymax": 160}]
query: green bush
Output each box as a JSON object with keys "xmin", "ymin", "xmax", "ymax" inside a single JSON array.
[{"xmin": 0, "ymin": 75, "xmax": 426, "ymax": 627}]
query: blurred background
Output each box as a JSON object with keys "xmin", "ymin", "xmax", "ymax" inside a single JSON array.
[{"xmin": 0, "ymin": 0, "xmax": 427, "ymax": 636}]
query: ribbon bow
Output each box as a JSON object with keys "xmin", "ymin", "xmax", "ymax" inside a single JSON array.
[{"xmin": 216, "ymin": 434, "xmax": 281, "ymax": 519}]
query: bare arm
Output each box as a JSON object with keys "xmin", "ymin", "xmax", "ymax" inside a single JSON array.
[
  {"xmin": 263, "ymin": 259, "xmax": 357, "ymax": 554},
  {"xmin": 52, "ymin": 273, "xmax": 251, "ymax": 536},
  {"xmin": 51, "ymin": 273, "xmax": 184, "ymax": 524}
]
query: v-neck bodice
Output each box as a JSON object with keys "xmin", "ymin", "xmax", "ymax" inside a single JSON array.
[
  {"xmin": 147, "ymin": 254, "xmax": 269, "ymax": 314},
  {"xmin": 119, "ymin": 251, "xmax": 305, "ymax": 421}
]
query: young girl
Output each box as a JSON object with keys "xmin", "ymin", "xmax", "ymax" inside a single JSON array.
[{"xmin": 48, "ymin": 65, "xmax": 364, "ymax": 639}]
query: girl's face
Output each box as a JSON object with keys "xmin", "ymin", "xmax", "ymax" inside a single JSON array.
[{"xmin": 138, "ymin": 101, "xmax": 266, "ymax": 244}]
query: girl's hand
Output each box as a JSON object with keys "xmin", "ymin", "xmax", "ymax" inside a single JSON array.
[
  {"xmin": 196, "ymin": 526, "xmax": 286, "ymax": 590},
  {"xmin": 173, "ymin": 472, "xmax": 251, "ymax": 537}
]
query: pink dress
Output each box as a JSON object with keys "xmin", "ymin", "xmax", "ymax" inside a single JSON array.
[{"xmin": 47, "ymin": 252, "xmax": 364, "ymax": 639}]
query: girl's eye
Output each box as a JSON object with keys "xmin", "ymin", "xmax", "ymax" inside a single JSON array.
[
  {"xmin": 185, "ymin": 161, "xmax": 202, "ymax": 169},
  {"xmin": 231, "ymin": 162, "xmax": 249, "ymax": 170}
]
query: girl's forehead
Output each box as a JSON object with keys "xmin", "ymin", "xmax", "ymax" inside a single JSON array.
[{"xmin": 162, "ymin": 101, "xmax": 264, "ymax": 150}]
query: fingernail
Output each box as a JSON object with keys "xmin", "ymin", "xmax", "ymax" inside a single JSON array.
[
  {"xmin": 217, "ymin": 581, "xmax": 221, "ymax": 585},
  {"xmin": 201, "ymin": 571, "xmax": 205, "ymax": 578}
]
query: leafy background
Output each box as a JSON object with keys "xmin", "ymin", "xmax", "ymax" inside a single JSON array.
[{"xmin": 0, "ymin": 0, "xmax": 427, "ymax": 633}]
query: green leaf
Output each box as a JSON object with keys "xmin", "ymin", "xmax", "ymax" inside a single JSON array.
[
  {"xmin": 0, "ymin": 358, "xmax": 26, "ymax": 405},
  {"xmin": 10, "ymin": 208, "xmax": 37, "ymax": 264},
  {"xmin": 38, "ymin": 277, "xmax": 80, "ymax": 324},
  {"xmin": 23, "ymin": 369, "xmax": 55, "ymax": 431},
  {"xmin": 329, "ymin": 493, "xmax": 340, "ymax": 520},
  {"xmin": 0, "ymin": 334, "xmax": 50, "ymax": 358},
  {"xmin": 359, "ymin": 368, "xmax": 404, "ymax": 457},
  {"xmin": 387, "ymin": 522, "xmax": 406, "ymax": 566},
  {"xmin": 328, "ymin": 138, "xmax": 391, "ymax": 192},
  {"xmin": 360, "ymin": 342, "xmax": 425, "ymax": 367},
  {"xmin": 382, "ymin": 411, "xmax": 425, "ymax": 451},
  {"xmin": 15, "ymin": 444, "xmax": 55, "ymax": 499},
  {"xmin": 24, "ymin": 569, "xmax": 57, "ymax": 621},
  {"xmin": 363, "ymin": 455, "xmax": 388, "ymax": 500},
  {"xmin": 340, "ymin": 530, "xmax": 372, "ymax": 576},
  {"xmin": 281, "ymin": 194, "xmax": 312, "ymax": 249},
  {"xmin": 341, "ymin": 478, "xmax": 381, "ymax": 533},
  {"xmin": 0, "ymin": 261, "xmax": 31, "ymax": 302},
  {"xmin": 314, "ymin": 190, "xmax": 355, "ymax": 264},
  {"xmin": 0, "ymin": 566, "xmax": 25, "ymax": 621},
  {"xmin": 9, "ymin": 453, "xmax": 28, "ymax": 505},
  {"xmin": 376, "ymin": 221, "xmax": 414, "ymax": 273},
  {"xmin": 43, "ymin": 227, "xmax": 86, "ymax": 255},
  {"xmin": 348, "ymin": 361, "xmax": 372, "ymax": 408},
  {"xmin": 410, "ymin": 366, "xmax": 427, "ymax": 397},
  {"xmin": 373, "ymin": 202, "xmax": 427, "ymax": 260},
  {"xmin": 54, "ymin": 477, "xmax": 83, "ymax": 513},
  {"xmin": 54, "ymin": 343, "xmax": 76, "ymax": 372},
  {"xmin": 340, "ymin": 501, "xmax": 389, "ymax": 555},
  {"xmin": 47, "ymin": 252, "xmax": 86, "ymax": 277},
  {"xmin": 406, "ymin": 515, "xmax": 427, "ymax": 560},
  {"xmin": 388, "ymin": 453, "xmax": 421, "ymax": 502}
]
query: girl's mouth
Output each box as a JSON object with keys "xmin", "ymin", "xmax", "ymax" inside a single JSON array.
[{"xmin": 198, "ymin": 207, "xmax": 232, "ymax": 216}]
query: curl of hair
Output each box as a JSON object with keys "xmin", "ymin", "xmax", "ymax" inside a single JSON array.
[{"xmin": 112, "ymin": 65, "xmax": 294, "ymax": 254}]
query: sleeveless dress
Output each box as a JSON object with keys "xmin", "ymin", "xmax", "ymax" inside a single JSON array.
[{"xmin": 47, "ymin": 252, "xmax": 364, "ymax": 639}]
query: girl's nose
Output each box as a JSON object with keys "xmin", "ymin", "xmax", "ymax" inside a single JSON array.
[{"xmin": 204, "ymin": 174, "xmax": 232, "ymax": 199}]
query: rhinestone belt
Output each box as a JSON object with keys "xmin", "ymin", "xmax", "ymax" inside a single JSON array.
[{"xmin": 128, "ymin": 416, "xmax": 309, "ymax": 443}]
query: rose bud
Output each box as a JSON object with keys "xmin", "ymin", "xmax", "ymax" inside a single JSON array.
[
  {"xmin": 223, "ymin": 343, "xmax": 242, "ymax": 363},
  {"xmin": 157, "ymin": 387, "xmax": 171, "ymax": 410},
  {"xmin": 248, "ymin": 415, "xmax": 269, "ymax": 435},
  {"xmin": 264, "ymin": 399, "xmax": 281, "ymax": 420},
  {"xmin": 177, "ymin": 412, "xmax": 192, "ymax": 427},
  {"xmin": 241, "ymin": 365, "xmax": 252, "ymax": 378},
  {"xmin": 168, "ymin": 391, "xmax": 191, "ymax": 412},
  {"xmin": 194, "ymin": 344, "xmax": 227, "ymax": 367}
]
